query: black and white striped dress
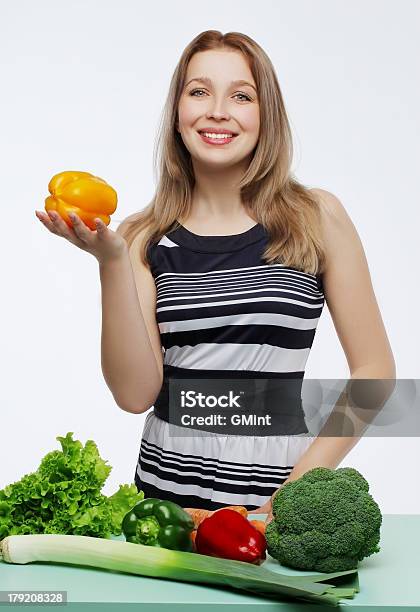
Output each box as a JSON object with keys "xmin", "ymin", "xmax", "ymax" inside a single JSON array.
[{"xmin": 134, "ymin": 222, "xmax": 325, "ymax": 510}]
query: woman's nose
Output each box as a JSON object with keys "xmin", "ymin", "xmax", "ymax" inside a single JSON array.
[
  {"xmin": 205, "ymin": 95, "xmax": 232, "ymax": 119},
  {"xmin": 206, "ymin": 107, "xmax": 231, "ymax": 121}
]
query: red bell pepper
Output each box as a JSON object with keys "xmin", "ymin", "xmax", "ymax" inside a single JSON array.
[{"xmin": 195, "ymin": 508, "xmax": 266, "ymax": 565}]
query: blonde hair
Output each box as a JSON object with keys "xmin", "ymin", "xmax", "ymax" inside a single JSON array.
[{"xmin": 119, "ymin": 30, "xmax": 326, "ymax": 275}]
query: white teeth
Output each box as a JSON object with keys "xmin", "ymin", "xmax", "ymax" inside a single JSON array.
[{"xmin": 201, "ymin": 132, "xmax": 234, "ymax": 139}]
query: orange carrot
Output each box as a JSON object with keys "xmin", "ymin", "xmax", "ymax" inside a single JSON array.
[
  {"xmin": 249, "ymin": 519, "xmax": 266, "ymax": 535},
  {"xmin": 184, "ymin": 505, "xmax": 248, "ymax": 529},
  {"xmin": 217, "ymin": 505, "xmax": 248, "ymax": 518},
  {"xmin": 190, "ymin": 530, "xmax": 197, "ymax": 551},
  {"xmin": 183, "ymin": 508, "xmax": 213, "ymax": 529}
]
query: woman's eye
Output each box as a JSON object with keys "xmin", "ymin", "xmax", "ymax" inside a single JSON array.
[{"xmin": 189, "ymin": 89, "xmax": 251, "ymax": 102}]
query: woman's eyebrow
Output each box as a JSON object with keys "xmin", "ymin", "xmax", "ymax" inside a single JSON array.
[{"xmin": 185, "ymin": 76, "xmax": 257, "ymax": 92}]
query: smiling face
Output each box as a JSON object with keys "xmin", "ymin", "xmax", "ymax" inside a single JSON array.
[{"xmin": 177, "ymin": 49, "xmax": 260, "ymax": 169}]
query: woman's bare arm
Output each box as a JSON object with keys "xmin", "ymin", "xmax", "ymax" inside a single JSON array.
[
  {"xmin": 260, "ymin": 188, "xmax": 396, "ymax": 521},
  {"xmin": 99, "ymin": 226, "xmax": 163, "ymax": 413}
]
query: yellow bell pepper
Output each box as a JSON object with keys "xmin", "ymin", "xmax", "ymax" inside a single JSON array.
[{"xmin": 45, "ymin": 170, "xmax": 117, "ymax": 230}]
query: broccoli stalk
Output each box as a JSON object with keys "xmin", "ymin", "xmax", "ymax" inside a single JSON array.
[{"xmin": 265, "ymin": 467, "xmax": 382, "ymax": 573}]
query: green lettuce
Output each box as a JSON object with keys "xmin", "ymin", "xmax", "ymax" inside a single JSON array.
[{"xmin": 0, "ymin": 432, "xmax": 143, "ymax": 539}]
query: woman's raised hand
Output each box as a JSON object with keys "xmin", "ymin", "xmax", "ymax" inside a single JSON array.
[{"xmin": 35, "ymin": 210, "xmax": 128, "ymax": 265}]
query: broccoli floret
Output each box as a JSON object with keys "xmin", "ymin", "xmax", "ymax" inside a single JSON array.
[{"xmin": 266, "ymin": 466, "xmax": 382, "ymax": 572}]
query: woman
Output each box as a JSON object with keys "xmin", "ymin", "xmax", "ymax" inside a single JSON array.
[{"xmin": 35, "ymin": 30, "xmax": 395, "ymax": 521}]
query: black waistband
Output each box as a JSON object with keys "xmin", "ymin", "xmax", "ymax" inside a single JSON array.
[{"xmin": 152, "ymin": 365, "xmax": 308, "ymax": 436}]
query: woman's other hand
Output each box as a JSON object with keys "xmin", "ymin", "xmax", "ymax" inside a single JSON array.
[
  {"xmin": 264, "ymin": 507, "xmax": 273, "ymax": 525},
  {"xmin": 253, "ymin": 492, "xmax": 277, "ymax": 525},
  {"xmin": 35, "ymin": 210, "xmax": 128, "ymax": 265},
  {"xmin": 253, "ymin": 497, "xmax": 273, "ymax": 525}
]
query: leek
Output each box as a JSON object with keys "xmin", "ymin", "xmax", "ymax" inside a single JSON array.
[{"xmin": 0, "ymin": 534, "xmax": 359, "ymax": 606}]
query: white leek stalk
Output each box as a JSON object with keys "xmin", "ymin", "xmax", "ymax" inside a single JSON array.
[{"xmin": 0, "ymin": 534, "xmax": 358, "ymax": 606}]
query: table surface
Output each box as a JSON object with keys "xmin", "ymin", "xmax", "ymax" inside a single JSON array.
[{"xmin": 0, "ymin": 514, "xmax": 419, "ymax": 611}]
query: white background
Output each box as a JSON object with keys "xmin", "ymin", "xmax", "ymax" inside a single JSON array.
[{"xmin": 1, "ymin": 0, "xmax": 419, "ymax": 513}]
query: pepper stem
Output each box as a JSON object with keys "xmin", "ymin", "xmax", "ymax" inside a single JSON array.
[{"xmin": 136, "ymin": 516, "xmax": 160, "ymax": 545}]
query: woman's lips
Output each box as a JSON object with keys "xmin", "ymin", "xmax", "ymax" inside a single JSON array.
[{"xmin": 197, "ymin": 132, "xmax": 238, "ymax": 145}]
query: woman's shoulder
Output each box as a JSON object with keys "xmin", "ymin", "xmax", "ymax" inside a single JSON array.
[
  {"xmin": 309, "ymin": 187, "xmax": 347, "ymax": 220},
  {"xmin": 309, "ymin": 187, "xmax": 355, "ymax": 241},
  {"xmin": 309, "ymin": 188, "xmax": 362, "ymax": 273}
]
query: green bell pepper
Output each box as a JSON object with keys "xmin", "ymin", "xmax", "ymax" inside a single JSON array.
[{"xmin": 121, "ymin": 498, "xmax": 195, "ymax": 552}]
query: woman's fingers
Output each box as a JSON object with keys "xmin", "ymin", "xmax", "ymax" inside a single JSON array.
[
  {"xmin": 68, "ymin": 213, "xmax": 92, "ymax": 242},
  {"xmin": 36, "ymin": 210, "xmax": 56, "ymax": 232},
  {"xmin": 38, "ymin": 210, "xmax": 69, "ymax": 238},
  {"xmin": 49, "ymin": 210, "xmax": 80, "ymax": 241},
  {"xmin": 36, "ymin": 210, "xmax": 91, "ymax": 244},
  {"xmin": 36, "ymin": 210, "xmax": 124, "ymax": 263},
  {"xmin": 94, "ymin": 218, "xmax": 106, "ymax": 233}
]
